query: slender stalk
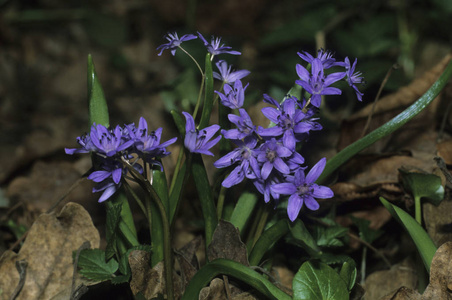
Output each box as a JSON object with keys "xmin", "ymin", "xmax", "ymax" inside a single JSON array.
[
  {"xmin": 169, "ymin": 148, "xmax": 185, "ymax": 196},
  {"xmin": 193, "ymin": 76, "xmax": 205, "ymax": 120},
  {"xmin": 123, "ymin": 180, "xmax": 147, "ymax": 218},
  {"xmin": 216, "ymin": 185, "xmax": 227, "ymax": 220},
  {"xmin": 252, "ymin": 207, "xmax": 269, "ymax": 248},
  {"xmin": 415, "ymin": 196, "xmax": 422, "ymax": 225},
  {"xmin": 121, "ymin": 158, "xmax": 174, "ymax": 300},
  {"xmin": 178, "ymin": 46, "xmax": 204, "ymax": 76}
]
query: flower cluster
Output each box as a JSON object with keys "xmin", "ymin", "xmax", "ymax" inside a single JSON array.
[
  {"xmin": 210, "ymin": 48, "xmax": 364, "ymax": 221},
  {"xmin": 66, "ymin": 118, "xmax": 177, "ymax": 202}
]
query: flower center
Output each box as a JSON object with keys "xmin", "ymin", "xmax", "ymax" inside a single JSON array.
[
  {"xmin": 297, "ymin": 184, "xmax": 311, "ymax": 195},
  {"xmin": 266, "ymin": 149, "xmax": 276, "ymax": 162}
]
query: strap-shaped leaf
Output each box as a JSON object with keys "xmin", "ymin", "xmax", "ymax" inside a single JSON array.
[
  {"xmin": 317, "ymin": 59, "xmax": 452, "ymax": 183},
  {"xmin": 248, "ymin": 219, "xmax": 290, "ymax": 266},
  {"xmin": 229, "ymin": 192, "xmax": 258, "ymax": 233},
  {"xmin": 380, "ymin": 197, "xmax": 437, "ymax": 272},
  {"xmin": 87, "ymin": 54, "xmax": 109, "ymax": 128},
  {"xmin": 191, "ymin": 154, "xmax": 218, "ymax": 251},
  {"xmin": 181, "ymin": 258, "xmax": 291, "ymax": 300}
]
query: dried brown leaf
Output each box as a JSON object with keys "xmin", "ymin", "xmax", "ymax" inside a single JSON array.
[
  {"xmin": 423, "ymin": 241, "xmax": 452, "ymax": 299},
  {"xmin": 207, "ymin": 220, "xmax": 249, "ymax": 266},
  {"xmin": 0, "ymin": 202, "xmax": 100, "ymax": 300}
]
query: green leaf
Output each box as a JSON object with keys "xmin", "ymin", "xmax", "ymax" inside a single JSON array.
[
  {"xmin": 181, "ymin": 258, "xmax": 291, "ymax": 300},
  {"xmin": 229, "ymin": 192, "xmax": 258, "ymax": 233},
  {"xmin": 287, "ymin": 219, "xmax": 320, "ymax": 255},
  {"xmin": 169, "ymin": 162, "xmax": 187, "ymax": 225},
  {"xmin": 150, "ymin": 166, "xmax": 169, "ymax": 266},
  {"xmin": 339, "ymin": 260, "xmax": 357, "ymax": 291},
  {"xmin": 105, "ymin": 203, "xmax": 122, "ymax": 260},
  {"xmin": 313, "ymin": 226, "xmax": 349, "ymax": 248},
  {"xmin": 199, "ymin": 53, "xmax": 214, "ymax": 129},
  {"xmin": 317, "ymin": 59, "xmax": 452, "ymax": 184},
  {"xmin": 380, "ymin": 197, "xmax": 437, "ymax": 272},
  {"xmin": 87, "ymin": 54, "xmax": 109, "ymax": 128},
  {"xmin": 399, "ymin": 169, "xmax": 444, "ymax": 206},
  {"xmin": 77, "ymin": 249, "xmax": 118, "ymax": 281},
  {"xmin": 191, "ymin": 154, "xmax": 217, "ymax": 251},
  {"xmin": 293, "ymin": 261, "xmax": 349, "ymax": 300},
  {"xmin": 350, "ymin": 216, "xmax": 383, "ymax": 244},
  {"xmin": 111, "ymin": 274, "xmax": 130, "ymax": 285},
  {"xmin": 249, "ymin": 219, "xmax": 290, "ymax": 266}
]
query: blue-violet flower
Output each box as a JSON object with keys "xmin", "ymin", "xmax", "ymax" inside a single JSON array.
[
  {"xmin": 213, "ymin": 60, "xmax": 250, "ymax": 84},
  {"xmin": 157, "ymin": 32, "xmax": 197, "ymax": 56},
  {"xmin": 183, "ymin": 112, "xmax": 221, "ymax": 156},
  {"xmin": 197, "ymin": 32, "xmax": 241, "ymax": 56}
]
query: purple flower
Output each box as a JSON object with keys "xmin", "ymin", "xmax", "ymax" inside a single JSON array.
[
  {"xmin": 126, "ymin": 117, "xmax": 177, "ymax": 167},
  {"xmin": 215, "ymin": 79, "xmax": 248, "ymax": 109},
  {"xmin": 183, "ymin": 112, "xmax": 221, "ymax": 156},
  {"xmin": 89, "ymin": 124, "xmax": 133, "ymax": 157},
  {"xmin": 344, "ymin": 57, "xmax": 364, "ymax": 101},
  {"xmin": 297, "ymin": 49, "xmax": 341, "ymax": 69},
  {"xmin": 197, "ymin": 32, "xmax": 241, "ymax": 56},
  {"xmin": 270, "ymin": 158, "xmax": 334, "ymax": 221},
  {"xmin": 65, "ymin": 133, "xmax": 97, "ymax": 155},
  {"xmin": 156, "ymin": 32, "xmax": 197, "ymax": 56},
  {"xmin": 214, "ymin": 136, "xmax": 260, "ymax": 187},
  {"xmin": 222, "ymin": 108, "xmax": 256, "ymax": 140},
  {"xmin": 213, "ymin": 60, "xmax": 250, "ymax": 83},
  {"xmin": 295, "ymin": 58, "xmax": 345, "ymax": 107},
  {"xmin": 258, "ymin": 95, "xmax": 321, "ymax": 151},
  {"xmin": 252, "ymin": 174, "xmax": 281, "ymax": 204},
  {"xmin": 88, "ymin": 159, "xmax": 125, "ymax": 202},
  {"xmin": 256, "ymin": 138, "xmax": 292, "ymax": 180}
]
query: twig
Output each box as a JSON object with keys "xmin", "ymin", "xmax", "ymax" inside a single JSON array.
[
  {"xmin": 348, "ymin": 232, "xmax": 392, "ymax": 269},
  {"xmin": 361, "ymin": 64, "xmax": 399, "ymax": 138},
  {"xmin": 10, "ymin": 260, "xmax": 27, "ymax": 300},
  {"xmin": 70, "ymin": 241, "xmax": 91, "ymax": 300}
]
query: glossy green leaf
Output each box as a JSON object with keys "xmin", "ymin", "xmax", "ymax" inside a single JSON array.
[
  {"xmin": 181, "ymin": 258, "xmax": 291, "ymax": 300},
  {"xmin": 191, "ymin": 154, "xmax": 217, "ymax": 251},
  {"xmin": 339, "ymin": 260, "xmax": 357, "ymax": 291},
  {"xmin": 317, "ymin": 59, "xmax": 452, "ymax": 184},
  {"xmin": 229, "ymin": 192, "xmax": 258, "ymax": 233},
  {"xmin": 106, "ymin": 191, "xmax": 139, "ymax": 248},
  {"xmin": 87, "ymin": 54, "xmax": 109, "ymax": 128},
  {"xmin": 77, "ymin": 249, "xmax": 118, "ymax": 282},
  {"xmin": 399, "ymin": 169, "xmax": 444, "ymax": 206},
  {"xmin": 293, "ymin": 261, "xmax": 349, "ymax": 300},
  {"xmin": 199, "ymin": 53, "xmax": 214, "ymax": 129},
  {"xmin": 380, "ymin": 197, "xmax": 436, "ymax": 272},
  {"xmin": 249, "ymin": 219, "xmax": 290, "ymax": 266}
]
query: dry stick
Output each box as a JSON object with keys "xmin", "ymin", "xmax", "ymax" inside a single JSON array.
[
  {"xmin": 223, "ymin": 275, "xmax": 232, "ymax": 300},
  {"xmin": 347, "ymin": 232, "xmax": 392, "ymax": 269},
  {"xmin": 10, "ymin": 260, "xmax": 27, "ymax": 300},
  {"xmin": 46, "ymin": 177, "xmax": 86, "ymax": 213},
  {"xmin": 360, "ymin": 64, "xmax": 399, "ymax": 138}
]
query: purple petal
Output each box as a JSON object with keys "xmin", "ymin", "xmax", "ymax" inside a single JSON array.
[
  {"xmin": 261, "ymin": 107, "xmax": 280, "ymax": 123},
  {"xmin": 306, "ymin": 157, "xmax": 326, "ymax": 183},
  {"xmin": 182, "ymin": 112, "xmax": 196, "ymax": 131},
  {"xmin": 312, "ymin": 185, "xmax": 334, "ymax": 199},
  {"xmin": 287, "ymin": 194, "xmax": 303, "ymax": 222},
  {"xmin": 274, "ymin": 158, "xmax": 290, "ymax": 174},
  {"xmin": 98, "ymin": 185, "xmax": 118, "ymax": 202},
  {"xmin": 270, "ymin": 183, "xmax": 297, "ymax": 195},
  {"xmin": 296, "ymin": 64, "xmax": 310, "ymax": 82},
  {"xmin": 112, "ymin": 168, "xmax": 122, "ymax": 184},
  {"xmin": 261, "ymin": 161, "xmax": 273, "ymax": 180},
  {"xmin": 88, "ymin": 170, "xmax": 111, "ymax": 183},
  {"xmin": 304, "ymin": 195, "xmax": 320, "ymax": 211},
  {"xmin": 222, "ymin": 165, "xmax": 245, "ymax": 188}
]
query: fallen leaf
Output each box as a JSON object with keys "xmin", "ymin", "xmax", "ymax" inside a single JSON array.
[
  {"xmin": 0, "ymin": 202, "xmax": 100, "ymax": 300},
  {"xmin": 364, "ymin": 258, "xmax": 418, "ymax": 300},
  {"xmin": 207, "ymin": 219, "xmax": 249, "ymax": 266},
  {"xmin": 128, "ymin": 250, "xmax": 182, "ymax": 299},
  {"xmin": 422, "ymin": 241, "xmax": 452, "ymax": 299}
]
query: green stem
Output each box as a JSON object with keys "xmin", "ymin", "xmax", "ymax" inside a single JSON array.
[
  {"xmin": 122, "ymin": 159, "xmax": 174, "ymax": 300},
  {"xmin": 252, "ymin": 207, "xmax": 269, "ymax": 248},
  {"xmin": 123, "ymin": 180, "xmax": 147, "ymax": 218},
  {"xmin": 415, "ymin": 196, "xmax": 422, "ymax": 225},
  {"xmin": 193, "ymin": 75, "xmax": 205, "ymax": 120},
  {"xmin": 216, "ymin": 185, "xmax": 227, "ymax": 220},
  {"xmin": 169, "ymin": 147, "xmax": 185, "ymax": 196},
  {"xmin": 317, "ymin": 59, "xmax": 452, "ymax": 184}
]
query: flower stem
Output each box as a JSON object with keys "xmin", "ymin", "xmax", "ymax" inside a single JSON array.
[
  {"xmin": 178, "ymin": 46, "xmax": 204, "ymax": 76},
  {"xmin": 216, "ymin": 185, "xmax": 227, "ymax": 220},
  {"xmin": 415, "ymin": 196, "xmax": 422, "ymax": 225},
  {"xmin": 121, "ymin": 158, "xmax": 174, "ymax": 300},
  {"xmin": 193, "ymin": 74, "xmax": 205, "ymax": 121},
  {"xmin": 252, "ymin": 206, "xmax": 269, "ymax": 248}
]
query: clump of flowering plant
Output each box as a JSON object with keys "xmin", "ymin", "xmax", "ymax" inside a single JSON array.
[{"xmin": 66, "ymin": 32, "xmax": 376, "ymax": 300}]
